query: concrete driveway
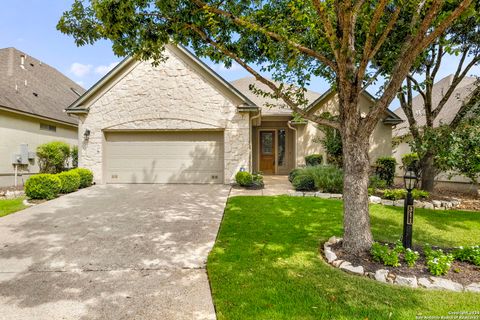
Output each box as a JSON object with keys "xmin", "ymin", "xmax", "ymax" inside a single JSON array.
[{"xmin": 0, "ymin": 184, "xmax": 230, "ymax": 320}]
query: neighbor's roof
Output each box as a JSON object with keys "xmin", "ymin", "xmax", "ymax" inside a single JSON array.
[
  {"xmin": 393, "ymin": 75, "xmax": 478, "ymax": 137},
  {"xmin": 66, "ymin": 45, "xmax": 257, "ymax": 113},
  {"xmin": 230, "ymin": 77, "xmax": 321, "ymax": 116},
  {"xmin": 0, "ymin": 47, "xmax": 85, "ymax": 125}
]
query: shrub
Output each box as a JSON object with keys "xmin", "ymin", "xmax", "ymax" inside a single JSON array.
[
  {"xmin": 424, "ymin": 245, "xmax": 454, "ymax": 276},
  {"xmin": 292, "ymin": 175, "xmax": 316, "ymax": 191},
  {"xmin": 70, "ymin": 168, "xmax": 94, "ymax": 188},
  {"xmin": 404, "ymin": 248, "xmax": 420, "ymax": 268},
  {"xmin": 288, "ymin": 168, "xmax": 302, "ymax": 183},
  {"xmin": 382, "ymin": 189, "xmax": 407, "ymax": 200},
  {"xmin": 298, "ymin": 165, "xmax": 343, "ymax": 193},
  {"xmin": 36, "ymin": 141, "xmax": 71, "ymax": 174},
  {"xmin": 24, "ymin": 174, "xmax": 61, "ymax": 200},
  {"xmin": 453, "ymin": 246, "xmax": 480, "ymax": 266},
  {"xmin": 235, "ymin": 171, "xmax": 253, "ymax": 187},
  {"xmin": 412, "ymin": 189, "xmax": 429, "ymax": 199},
  {"xmin": 375, "ymin": 157, "xmax": 397, "ymax": 187},
  {"xmin": 251, "ymin": 173, "xmax": 264, "ymax": 189},
  {"xmin": 57, "ymin": 171, "xmax": 81, "ymax": 193},
  {"xmin": 402, "ymin": 152, "xmax": 420, "ymax": 170},
  {"xmin": 370, "ymin": 242, "xmax": 400, "ymax": 267},
  {"xmin": 305, "ymin": 154, "xmax": 323, "ymax": 166},
  {"xmin": 71, "ymin": 146, "xmax": 78, "ymax": 168},
  {"xmin": 369, "ymin": 174, "xmax": 387, "ymax": 193}
]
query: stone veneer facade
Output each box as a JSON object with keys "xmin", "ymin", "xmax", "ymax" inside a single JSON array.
[{"xmin": 76, "ymin": 47, "xmax": 251, "ymax": 184}]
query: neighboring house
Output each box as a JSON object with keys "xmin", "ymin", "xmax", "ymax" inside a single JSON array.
[
  {"xmin": 66, "ymin": 45, "xmax": 402, "ymax": 184},
  {"xmin": 392, "ymin": 74, "xmax": 478, "ymax": 189},
  {"xmin": 0, "ymin": 48, "xmax": 84, "ymax": 187}
]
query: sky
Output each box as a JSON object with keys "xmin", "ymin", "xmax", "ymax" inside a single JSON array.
[{"xmin": 1, "ymin": 1, "xmax": 478, "ymax": 110}]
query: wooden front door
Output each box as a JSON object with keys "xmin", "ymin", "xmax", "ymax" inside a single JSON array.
[{"xmin": 259, "ymin": 131, "xmax": 275, "ymax": 174}]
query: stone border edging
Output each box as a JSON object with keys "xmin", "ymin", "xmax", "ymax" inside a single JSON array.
[
  {"xmin": 0, "ymin": 190, "xmax": 25, "ymax": 200},
  {"xmin": 323, "ymin": 236, "xmax": 480, "ymax": 292},
  {"xmin": 288, "ymin": 191, "xmax": 461, "ymax": 210}
]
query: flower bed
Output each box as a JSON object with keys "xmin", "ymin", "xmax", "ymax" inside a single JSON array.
[{"xmin": 323, "ymin": 236, "xmax": 480, "ymax": 292}]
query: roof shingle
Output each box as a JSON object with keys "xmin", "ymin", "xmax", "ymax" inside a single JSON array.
[{"xmin": 0, "ymin": 47, "xmax": 85, "ymax": 125}]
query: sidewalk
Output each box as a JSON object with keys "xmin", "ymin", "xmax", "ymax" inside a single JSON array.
[{"xmin": 230, "ymin": 175, "xmax": 293, "ymax": 197}]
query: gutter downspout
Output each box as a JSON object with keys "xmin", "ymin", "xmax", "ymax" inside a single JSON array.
[
  {"xmin": 287, "ymin": 121, "xmax": 298, "ymax": 169},
  {"xmin": 250, "ymin": 111, "xmax": 261, "ymax": 173}
]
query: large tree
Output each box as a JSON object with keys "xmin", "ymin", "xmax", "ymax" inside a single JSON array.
[
  {"xmin": 396, "ymin": 8, "xmax": 480, "ymax": 191},
  {"xmin": 58, "ymin": 0, "xmax": 473, "ymax": 253}
]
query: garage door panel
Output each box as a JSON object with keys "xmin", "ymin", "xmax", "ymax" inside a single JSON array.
[{"xmin": 105, "ymin": 131, "xmax": 224, "ymax": 184}]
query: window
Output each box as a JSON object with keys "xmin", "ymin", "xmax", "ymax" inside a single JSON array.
[
  {"xmin": 261, "ymin": 132, "xmax": 273, "ymax": 154},
  {"xmin": 40, "ymin": 123, "xmax": 56, "ymax": 132},
  {"xmin": 278, "ymin": 129, "xmax": 286, "ymax": 166}
]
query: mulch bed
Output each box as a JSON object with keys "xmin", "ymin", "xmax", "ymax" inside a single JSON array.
[{"xmin": 331, "ymin": 242, "xmax": 480, "ymax": 286}]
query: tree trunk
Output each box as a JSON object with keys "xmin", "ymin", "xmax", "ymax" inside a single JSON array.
[
  {"xmin": 341, "ymin": 134, "xmax": 373, "ymax": 254},
  {"xmin": 420, "ymin": 152, "xmax": 436, "ymax": 192}
]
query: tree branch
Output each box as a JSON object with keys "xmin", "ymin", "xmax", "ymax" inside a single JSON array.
[
  {"xmin": 406, "ymin": 74, "xmax": 426, "ymax": 101},
  {"xmin": 361, "ymin": 0, "xmax": 472, "ymax": 137},
  {"xmin": 186, "ymin": 24, "xmax": 340, "ymax": 129},
  {"xmin": 190, "ymin": 0, "xmax": 338, "ymax": 72},
  {"xmin": 312, "ymin": 0, "xmax": 339, "ymax": 60},
  {"xmin": 450, "ymin": 81, "xmax": 480, "ymax": 129}
]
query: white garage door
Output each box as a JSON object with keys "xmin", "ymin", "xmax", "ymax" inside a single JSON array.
[{"xmin": 104, "ymin": 131, "xmax": 224, "ymax": 184}]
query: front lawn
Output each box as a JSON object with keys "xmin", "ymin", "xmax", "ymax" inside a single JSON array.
[
  {"xmin": 0, "ymin": 197, "xmax": 27, "ymax": 218},
  {"xmin": 207, "ymin": 196, "xmax": 480, "ymax": 320}
]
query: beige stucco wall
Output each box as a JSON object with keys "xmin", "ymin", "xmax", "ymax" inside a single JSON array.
[
  {"xmin": 296, "ymin": 93, "xmax": 393, "ymax": 166},
  {"xmin": 76, "ymin": 46, "xmax": 250, "ymax": 184},
  {"xmin": 0, "ymin": 109, "xmax": 77, "ymax": 187},
  {"xmin": 393, "ymin": 141, "xmax": 471, "ymax": 184}
]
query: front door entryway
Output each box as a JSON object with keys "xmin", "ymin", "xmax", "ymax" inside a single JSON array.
[{"xmin": 259, "ymin": 130, "xmax": 276, "ymax": 174}]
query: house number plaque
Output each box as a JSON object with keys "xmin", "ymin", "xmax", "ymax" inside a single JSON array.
[{"xmin": 407, "ymin": 205, "xmax": 414, "ymax": 225}]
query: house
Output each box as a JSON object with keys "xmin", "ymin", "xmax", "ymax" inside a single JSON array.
[
  {"xmin": 392, "ymin": 74, "xmax": 478, "ymax": 190},
  {"xmin": 66, "ymin": 45, "xmax": 402, "ymax": 184},
  {"xmin": 0, "ymin": 48, "xmax": 85, "ymax": 187}
]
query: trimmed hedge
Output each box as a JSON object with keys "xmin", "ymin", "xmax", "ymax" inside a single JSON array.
[
  {"xmin": 235, "ymin": 171, "xmax": 253, "ymax": 187},
  {"xmin": 288, "ymin": 168, "xmax": 302, "ymax": 183},
  {"xmin": 305, "ymin": 154, "xmax": 323, "ymax": 166},
  {"xmin": 293, "ymin": 175, "xmax": 316, "ymax": 191},
  {"xmin": 25, "ymin": 174, "xmax": 61, "ymax": 200},
  {"xmin": 71, "ymin": 168, "xmax": 93, "ymax": 188},
  {"xmin": 57, "ymin": 171, "xmax": 81, "ymax": 193},
  {"xmin": 375, "ymin": 157, "xmax": 397, "ymax": 187},
  {"xmin": 36, "ymin": 141, "xmax": 71, "ymax": 174}
]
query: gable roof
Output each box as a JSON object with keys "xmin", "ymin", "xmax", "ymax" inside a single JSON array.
[
  {"xmin": 393, "ymin": 75, "xmax": 478, "ymax": 137},
  {"xmin": 306, "ymin": 87, "xmax": 403, "ymax": 125},
  {"xmin": 66, "ymin": 45, "xmax": 257, "ymax": 113},
  {"xmin": 230, "ymin": 77, "xmax": 321, "ymax": 116},
  {"xmin": 0, "ymin": 47, "xmax": 84, "ymax": 126}
]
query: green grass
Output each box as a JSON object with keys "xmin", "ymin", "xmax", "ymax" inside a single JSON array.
[
  {"xmin": 207, "ymin": 196, "xmax": 480, "ymax": 320},
  {"xmin": 0, "ymin": 197, "xmax": 27, "ymax": 218}
]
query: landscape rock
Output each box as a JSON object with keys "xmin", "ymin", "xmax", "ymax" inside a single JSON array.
[
  {"xmin": 464, "ymin": 283, "xmax": 480, "ymax": 292},
  {"xmin": 395, "ymin": 275, "xmax": 418, "ymax": 288},
  {"xmin": 393, "ymin": 200, "xmax": 405, "ymax": 207},
  {"xmin": 330, "ymin": 194, "xmax": 343, "ymax": 199},
  {"xmin": 381, "ymin": 199, "xmax": 394, "ymax": 206},
  {"xmin": 417, "ymin": 277, "xmax": 432, "ymax": 288},
  {"xmin": 427, "ymin": 277, "xmax": 464, "ymax": 292},
  {"xmin": 374, "ymin": 269, "xmax": 389, "ymax": 283},
  {"xmin": 304, "ymin": 192, "xmax": 316, "ymax": 197},
  {"xmin": 328, "ymin": 236, "xmax": 340, "ymax": 244},
  {"xmin": 369, "ymin": 196, "xmax": 382, "ymax": 204},
  {"xmin": 332, "ymin": 260, "xmax": 344, "ymax": 268},
  {"xmin": 414, "ymin": 201, "xmax": 425, "ymax": 208},
  {"xmin": 315, "ymin": 192, "xmax": 331, "ymax": 199},
  {"xmin": 340, "ymin": 262, "xmax": 364, "ymax": 275},
  {"xmin": 324, "ymin": 249, "xmax": 337, "ymax": 263},
  {"xmin": 386, "ymin": 273, "xmax": 396, "ymax": 283},
  {"xmin": 432, "ymin": 200, "xmax": 442, "ymax": 208},
  {"xmin": 424, "ymin": 202, "xmax": 434, "ymax": 210},
  {"xmin": 292, "ymin": 191, "xmax": 304, "ymax": 197}
]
